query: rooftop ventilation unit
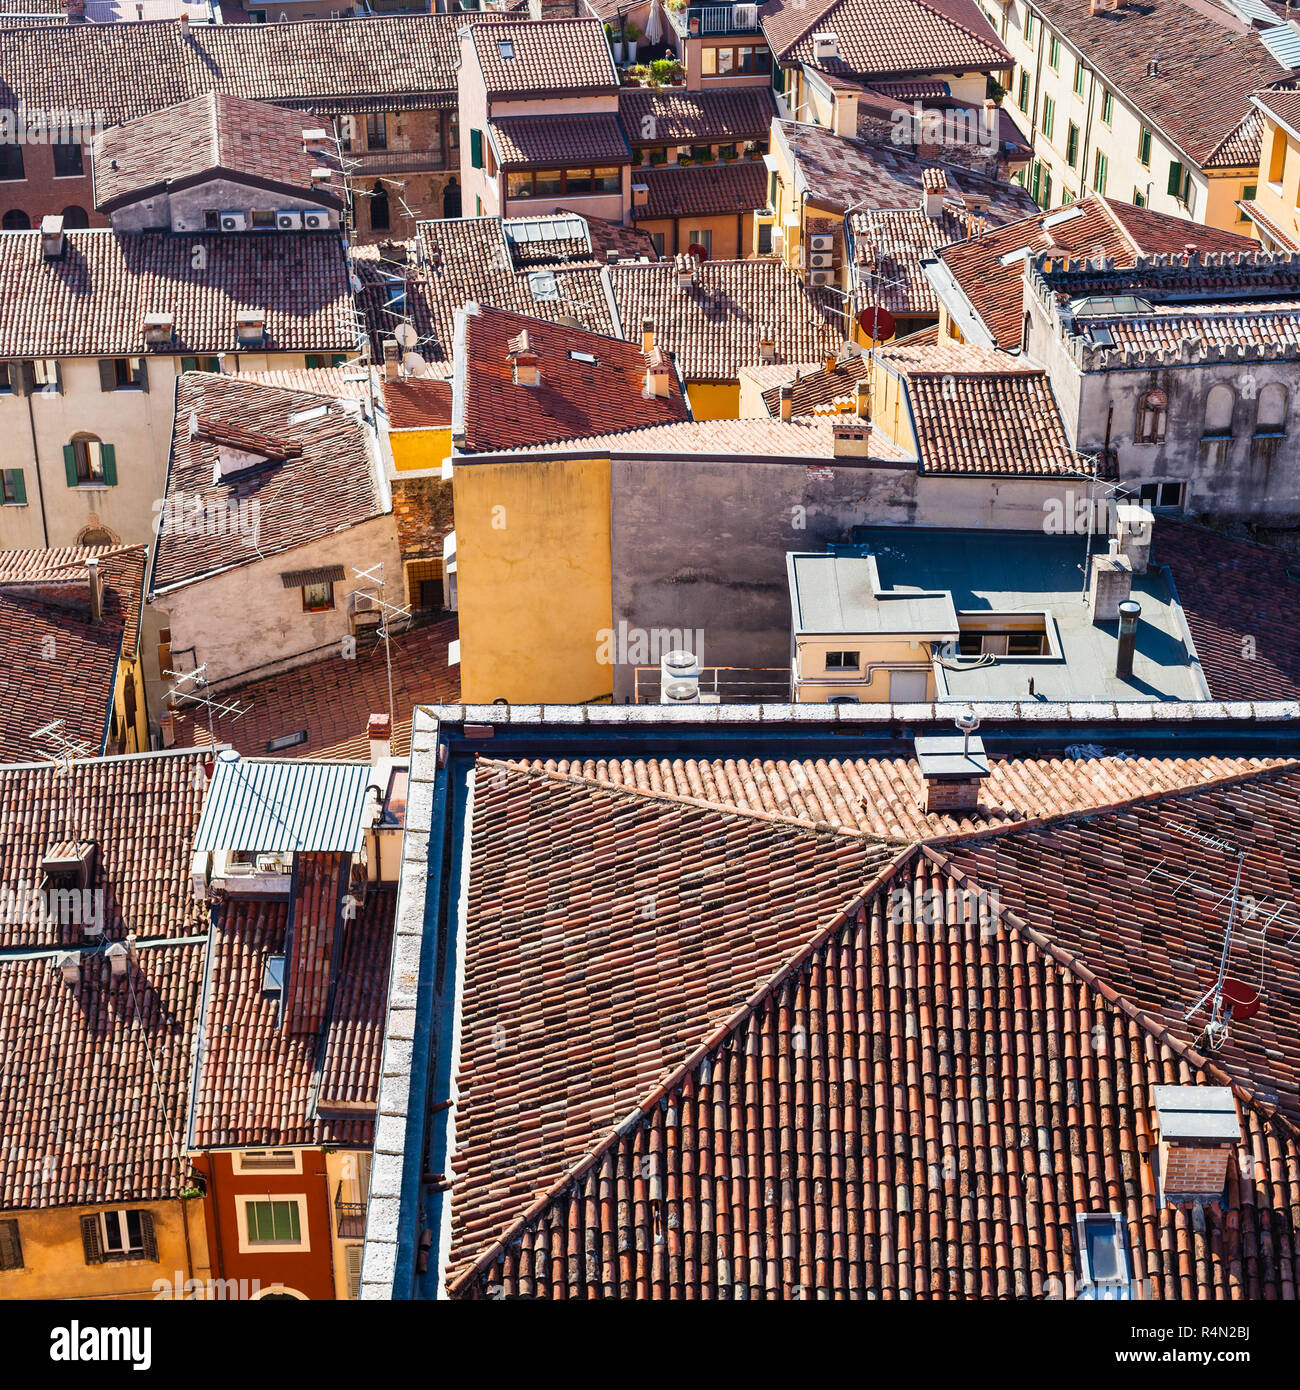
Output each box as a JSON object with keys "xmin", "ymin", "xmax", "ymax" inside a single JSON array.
[
  {"xmin": 219, "ymin": 211, "xmax": 247, "ymax": 233},
  {"xmin": 276, "ymin": 210, "xmax": 304, "ymax": 231},
  {"xmin": 302, "ymin": 208, "xmax": 330, "ymax": 231},
  {"xmin": 660, "ymin": 649, "xmax": 700, "ymax": 703},
  {"xmin": 807, "ymin": 269, "xmax": 834, "ymax": 286},
  {"xmin": 812, "ymin": 31, "xmax": 838, "ymax": 60}
]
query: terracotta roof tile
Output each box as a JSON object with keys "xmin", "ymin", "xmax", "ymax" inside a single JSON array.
[
  {"xmin": 632, "ymin": 160, "xmax": 768, "ymax": 221},
  {"xmin": 490, "ymin": 114, "xmax": 630, "ymax": 169},
  {"xmin": 470, "ymin": 17, "xmax": 618, "ymax": 99},
  {"xmin": 382, "ymin": 375, "xmax": 453, "ymax": 431},
  {"xmin": 619, "ymin": 87, "xmax": 775, "ymax": 146}
]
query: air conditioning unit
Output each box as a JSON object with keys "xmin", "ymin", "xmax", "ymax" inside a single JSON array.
[
  {"xmin": 807, "ymin": 251, "xmax": 833, "ymax": 269},
  {"xmin": 255, "ymin": 852, "xmax": 291, "ymax": 875},
  {"xmin": 809, "ymin": 233, "xmax": 834, "ymax": 252},
  {"xmin": 808, "ymin": 269, "xmax": 834, "ymax": 285},
  {"xmin": 219, "ymin": 211, "xmax": 247, "ymax": 232},
  {"xmin": 302, "ymin": 208, "xmax": 330, "ymax": 230},
  {"xmin": 276, "ymin": 210, "xmax": 303, "ymax": 230}
]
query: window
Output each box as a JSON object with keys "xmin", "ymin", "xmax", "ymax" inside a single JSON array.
[
  {"xmin": 1041, "ymin": 165, "xmax": 1052, "ymax": 209},
  {"xmin": 305, "ymin": 354, "xmax": 348, "ymax": 369},
  {"xmin": 1137, "ymin": 126, "xmax": 1151, "ymax": 166},
  {"xmin": 1041, "ymin": 95, "xmax": 1054, "ymax": 141},
  {"xmin": 1066, "ymin": 121, "xmax": 1079, "ymax": 167},
  {"xmin": 263, "ymin": 953, "xmax": 286, "ymax": 996},
  {"xmin": 1203, "ymin": 383, "xmax": 1235, "ymax": 439},
  {"xmin": 1240, "ymin": 184, "xmax": 1256, "ymax": 221},
  {"xmin": 0, "ymin": 1219, "xmax": 21, "ymax": 1271},
  {"xmin": 1024, "ymin": 10, "xmax": 1034, "ymax": 41},
  {"xmin": 498, "ymin": 38, "xmax": 514, "ymax": 60},
  {"xmin": 98, "ymin": 357, "xmax": 146, "ymax": 391},
  {"xmin": 1048, "ymin": 35, "xmax": 1059, "ymax": 69},
  {"xmin": 1017, "ymin": 71, "xmax": 1030, "ymax": 112},
  {"xmin": 650, "ymin": 230, "xmax": 665, "ymax": 257},
  {"xmin": 1136, "ymin": 481, "xmax": 1185, "ymax": 508},
  {"xmin": 701, "ymin": 44, "xmax": 771, "ymax": 75},
  {"xmin": 1075, "ymin": 1214, "xmax": 1131, "ymax": 1297},
  {"xmin": 369, "ymin": 181, "xmax": 390, "ymax": 231},
  {"xmin": 64, "ymin": 435, "xmax": 116, "ymax": 487},
  {"xmin": 180, "ymin": 355, "xmax": 221, "ymax": 372},
  {"xmin": 238, "ymin": 1196, "xmax": 308, "ymax": 1253},
  {"xmin": 365, "ymin": 113, "xmax": 387, "ymax": 151},
  {"xmin": 1073, "ymin": 57, "xmax": 1084, "ymax": 96},
  {"xmin": 1167, "ymin": 160, "xmax": 1190, "ymax": 204},
  {"xmin": 233, "ymin": 1149, "xmax": 302, "ymax": 1174},
  {"xmin": 302, "ymin": 580, "xmax": 335, "ymax": 612},
  {"xmin": 251, "ymin": 209, "xmax": 275, "ymax": 228},
  {"xmin": 0, "ymin": 143, "xmax": 24, "ymax": 180},
  {"xmin": 204, "ymin": 209, "xmax": 220, "ymax": 229},
  {"xmin": 60, "ymin": 204, "xmax": 89, "ymax": 229},
  {"xmin": 1135, "ymin": 388, "xmax": 1166, "ymax": 444},
  {"xmin": 0, "ymin": 468, "xmax": 25, "ymax": 505},
  {"xmin": 687, "ymin": 228, "xmax": 712, "ymax": 256},
  {"xmin": 33, "ymin": 359, "xmax": 59, "ymax": 392},
  {"xmin": 1100, "ymin": 88, "xmax": 1113, "ymax": 124},
  {"xmin": 1256, "ymin": 382, "xmax": 1288, "ymax": 437},
  {"xmin": 756, "ymin": 221, "xmax": 773, "ymax": 255},
  {"xmin": 506, "ymin": 167, "xmax": 619, "ymax": 198},
  {"xmin": 82, "ymin": 1209, "xmax": 156, "ymax": 1264},
  {"xmin": 824, "ymin": 651, "xmax": 860, "ymax": 670},
  {"xmin": 469, "ymin": 128, "xmax": 484, "ymax": 170},
  {"xmin": 52, "ymin": 141, "xmax": 83, "ymax": 178},
  {"xmin": 1133, "ymin": 188, "xmax": 1146, "ymax": 207},
  {"xmin": 1092, "ymin": 149, "xmax": 1107, "ymax": 195}
]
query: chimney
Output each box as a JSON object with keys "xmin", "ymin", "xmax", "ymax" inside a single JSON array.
[
  {"xmin": 41, "ymin": 213, "xmax": 65, "ymax": 259},
  {"xmin": 632, "ymin": 182, "xmax": 649, "ymax": 211},
  {"xmin": 382, "ymin": 338, "xmax": 400, "ymax": 382},
  {"xmin": 812, "ymin": 31, "xmax": 838, "ymax": 60},
  {"xmin": 823, "ymin": 350, "xmax": 837, "ymax": 374},
  {"xmin": 1153, "ymin": 1086, "xmax": 1242, "ymax": 1203},
  {"xmin": 142, "ymin": 311, "xmax": 175, "ymax": 346},
  {"xmin": 643, "ymin": 346, "xmax": 671, "ymax": 398},
  {"xmin": 921, "ymin": 167, "xmax": 947, "ymax": 218},
  {"xmin": 915, "ymin": 732, "xmax": 990, "ymax": 813},
  {"xmin": 235, "ymin": 309, "xmax": 265, "ymax": 345},
  {"xmin": 757, "ymin": 326, "xmax": 776, "ymax": 362},
  {"xmin": 105, "ymin": 940, "xmax": 131, "ymax": 979},
  {"xmin": 56, "ymin": 951, "xmax": 80, "ymax": 988},
  {"xmin": 674, "ymin": 252, "xmax": 696, "ymax": 288},
  {"xmin": 86, "ymin": 555, "xmax": 102, "ymax": 622},
  {"xmin": 778, "ymin": 383, "xmax": 793, "ymax": 422},
  {"xmin": 179, "ymin": 10, "xmax": 190, "ymax": 35},
  {"xmin": 367, "ymin": 712, "xmax": 392, "ymax": 764},
  {"xmin": 855, "ymin": 379, "xmax": 871, "ymax": 419},
  {"xmin": 1116, "ymin": 598, "xmax": 1141, "ymax": 678},
  {"xmin": 1088, "ymin": 552, "xmax": 1132, "ymax": 622},
  {"xmin": 641, "ymin": 317, "xmax": 655, "ymax": 353},
  {"xmin": 832, "ymin": 420, "xmax": 871, "ymax": 458},
  {"xmin": 509, "ymin": 330, "xmax": 540, "ymax": 387},
  {"xmin": 1114, "ymin": 502, "xmax": 1153, "ymax": 574},
  {"xmin": 301, "ymin": 127, "xmax": 331, "ymax": 156},
  {"xmin": 65, "ymin": 0, "xmax": 86, "ymax": 17},
  {"xmin": 311, "ymin": 167, "xmax": 333, "ymax": 188}
]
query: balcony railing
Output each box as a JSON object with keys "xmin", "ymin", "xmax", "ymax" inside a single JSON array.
[
  {"xmin": 335, "ymin": 1183, "xmax": 367, "ymax": 1240},
  {"xmin": 667, "ymin": 4, "xmax": 762, "ymax": 37},
  {"xmin": 633, "ymin": 666, "xmax": 791, "ymax": 703},
  {"xmin": 343, "ymin": 146, "xmax": 446, "ymax": 177}
]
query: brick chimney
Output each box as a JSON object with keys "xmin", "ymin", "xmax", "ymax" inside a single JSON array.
[
  {"xmin": 921, "ymin": 167, "xmax": 947, "ymax": 218},
  {"xmin": 915, "ymin": 733, "xmax": 990, "ymax": 813},
  {"xmin": 832, "ymin": 419, "xmax": 870, "ymax": 458},
  {"xmin": 382, "ymin": 338, "xmax": 400, "ymax": 383},
  {"xmin": 643, "ymin": 346, "xmax": 671, "ymax": 398},
  {"xmin": 778, "ymin": 383, "xmax": 793, "ymax": 422},
  {"xmin": 1153, "ymin": 1086, "xmax": 1242, "ymax": 1203},
  {"xmin": 367, "ymin": 712, "xmax": 392, "ymax": 764},
  {"xmin": 508, "ymin": 329, "xmax": 540, "ymax": 387},
  {"xmin": 757, "ymin": 326, "xmax": 776, "ymax": 362}
]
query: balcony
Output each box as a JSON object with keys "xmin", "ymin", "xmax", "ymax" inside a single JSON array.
[
  {"xmin": 335, "ymin": 1183, "xmax": 367, "ymax": 1240},
  {"xmin": 667, "ymin": 3, "xmax": 762, "ymax": 37},
  {"xmin": 343, "ymin": 146, "xmax": 447, "ymax": 177}
]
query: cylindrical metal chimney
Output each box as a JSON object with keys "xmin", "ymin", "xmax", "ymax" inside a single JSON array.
[{"xmin": 1116, "ymin": 599, "xmax": 1140, "ymax": 678}]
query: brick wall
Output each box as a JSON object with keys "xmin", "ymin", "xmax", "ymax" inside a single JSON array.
[
  {"xmin": 392, "ymin": 475, "xmax": 453, "ymax": 561},
  {"xmin": 924, "ymin": 777, "xmax": 983, "ymax": 813},
  {"xmin": 1161, "ymin": 1140, "xmax": 1231, "ymax": 1196}
]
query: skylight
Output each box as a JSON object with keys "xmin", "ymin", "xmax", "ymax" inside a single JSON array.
[
  {"xmin": 498, "ymin": 39, "xmax": 514, "ymax": 59},
  {"xmin": 997, "ymin": 246, "xmax": 1034, "ymax": 267},
  {"xmin": 262, "ymin": 954, "xmax": 286, "ymax": 997},
  {"xmin": 528, "ymin": 268, "xmax": 560, "ymax": 302},
  {"xmin": 1075, "ymin": 1213, "xmax": 1133, "ymax": 1300},
  {"xmin": 1069, "ymin": 294, "xmax": 1154, "ymax": 316},
  {"xmin": 568, "ymin": 350, "xmax": 597, "ymax": 365},
  {"xmin": 1041, "ymin": 204, "xmax": 1085, "ymax": 229}
]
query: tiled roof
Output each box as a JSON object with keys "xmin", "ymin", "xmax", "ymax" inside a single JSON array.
[
  {"xmin": 760, "ymin": 0, "xmax": 1010, "ymax": 74},
  {"xmin": 619, "ymin": 87, "xmax": 775, "ymax": 146},
  {"xmin": 449, "ymin": 757, "xmax": 1300, "ymax": 1298},
  {"xmin": 91, "ymin": 92, "xmax": 344, "ymax": 212},
  {"xmin": 1252, "ymin": 84, "xmax": 1300, "ymax": 140},
  {"xmin": 354, "ymin": 218, "xmax": 614, "ymax": 371},
  {"xmin": 632, "ymin": 160, "xmax": 768, "ymax": 221},
  {"xmin": 849, "ymin": 204, "xmax": 970, "ymax": 314},
  {"xmin": 490, "ymin": 114, "xmax": 630, "ymax": 168},
  {"xmin": 383, "ymin": 375, "xmax": 453, "ymax": 431},
  {"xmin": 0, "ymin": 749, "xmax": 211, "ymax": 1209},
  {"xmin": 0, "ymin": 229, "xmax": 353, "ymax": 359},
  {"xmin": 935, "ymin": 195, "xmax": 1257, "ymax": 348},
  {"xmin": 758, "ymin": 360, "xmax": 865, "ymax": 416},
  {"xmin": 496, "ymin": 413, "xmax": 908, "ymax": 460},
  {"xmin": 239, "ymin": 366, "xmax": 371, "ymax": 399},
  {"xmin": 1239, "ymin": 198, "xmax": 1300, "ymax": 252},
  {"xmin": 189, "ymin": 861, "xmax": 394, "ymax": 1149},
  {"xmin": 0, "ymin": 13, "xmax": 502, "ymax": 125},
  {"xmin": 469, "ymin": 17, "xmax": 617, "ymax": 98},
  {"xmin": 1205, "ymin": 104, "xmax": 1265, "ymax": 171},
  {"xmin": 558, "ymin": 209, "xmax": 659, "ymax": 264},
  {"xmin": 0, "ymin": 545, "xmax": 146, "ymax": 761},
  {"xmin": 151, "ymin": 373, "xmax": 382, "ymax": 593},
  {"xmin": 458, "ymin": 304, "xmax": 688, "ymax": 453},
  {"xmin": 1158, "ymin": 520, "xmax": 1300, "ymax": 702},
  {"xmin": 166, "ymin": 616, "xmax": 460, "ymax": 761},
  {"xmin": 1026, "ymin": 0, "xmax": 1284, "ymax": 168},
  {"xmin": 778, "ymin": 119, "xmax": 1037, "ymax": 222},
  {"xmin": 605, "ymin": 258, "xmax": 841, "ymax": 381}
]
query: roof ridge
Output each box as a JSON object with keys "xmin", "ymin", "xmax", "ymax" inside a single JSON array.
[
  {"xmin": 920, "ymin": 756, "xmax": 1300, "ymax": 850},
  {"xmin": 447, "ymin": 839, "xmax": 918, "ymax": 1294},
  {"xmin": 480, "ymin": 756, "xmax": 886, "ymax": 844}
]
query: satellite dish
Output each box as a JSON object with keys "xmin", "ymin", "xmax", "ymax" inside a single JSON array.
[
  {"xmin": 401, "ymin": 351, "xmax": 427, "ymax": 376},
  {"xmin": 394, "ymin": 322, "xmax": 418, "ymax": 348},
  {"xmin": 857, "ymin": 305, "xmax": 896, "ymax": 342},
  {"xmin": 1221, "ymin": 978, "xmax": 1262, "ymax": 1021}
]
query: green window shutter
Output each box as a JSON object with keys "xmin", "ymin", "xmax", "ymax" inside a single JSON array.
[
  {"xmin": 180, "ymin": 356, "xmax": 197, "ymax": 372},
  {"xmin": 305, "ymin": 355, "xmax": 321, "ymax": 369},
  {"xmin": 98, "ymin": 358, "xmax": 117, "ymax": 392},
  {"xmin": 470, "ymin": 128, "xmax": 484, "ymax": 170},
  {"xmin": 10, "ymin": 470, "xmax": 25, "ymax": 505},
  {"xmin": 1167, "ymin": 161, "xmax": 1183, "ymax": 197},
  {"xmin": 100, "ymin": 443, "xmax": 117, "ymax": 486},
  {"xmin": 63, "ymin": 443, "xmax": 78, "ymax": 486}
]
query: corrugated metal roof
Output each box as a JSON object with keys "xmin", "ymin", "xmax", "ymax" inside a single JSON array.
[
  {"xmin": 193, "ymin": 752, "xmax": 371, "ymax": 854},
  {"xmin": 1261, "ymin": 23, "xmax": 1300, "ymax": 68},
  {"xmin": 1223, "ymin": 0, "xmax": 1283, "ymax": 29}
]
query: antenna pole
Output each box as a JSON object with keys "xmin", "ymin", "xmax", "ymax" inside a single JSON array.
[{"xmin": 1210, "ymin": 850, "xmax": 1247, "ymax": 1030}]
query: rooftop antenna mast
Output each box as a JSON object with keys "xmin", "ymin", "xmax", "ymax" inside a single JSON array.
[
  {"xmin": 352, "ymin": 562, "xmax": 411, "ymax": 727},
  {"xmin": 28, "ymin": 719, "xmax": 95, "ymax": 776},
  {"xmin": 164, "ymin": 664, "xmax": 251, "ymax": 751}
]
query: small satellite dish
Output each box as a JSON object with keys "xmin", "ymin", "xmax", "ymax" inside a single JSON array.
[
  {"xmin": 401, "ymin": 351, "xmax": 427, "ymax": 377},
  {"xmin": 394, "ymin": 322, "xmax": 418, "ymax": 348},
  {"xmin": 857, "ymin": 305, "xmax": 897, "ymax": 342},
  {"xmin": 1221, "ymin": 978, "xmax": 1262, "ymax": 1021}
]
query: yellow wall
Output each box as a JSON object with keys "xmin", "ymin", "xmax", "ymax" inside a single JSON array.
[
  {"xmin": 0, "ymin": 1200, "xmax": 206, "ymax": 1301},
  {"xmin": 113, "ymin": 655, "xmax": 148, "ymax": 755},
  {"xmin": 869, "ymin": 361, "xmax": 920, "ymax": 455},
  {"xmin": 794, "ymin": 634, "xmax": 938, "ymax": 702},
  {"xmin": 388, "ymin": 427, "xmax": 452, "ymax": 473},
  {"xmin": 452, "ymin": 455, "xmax": 613, "ymax": 703},
  {"xmin": 685, "ymin": 381, "xmax": 742, "ymax": 420},
  {"xmin": 1250, "ymin": 116, "xmax": 1299, "ymax": 247}
]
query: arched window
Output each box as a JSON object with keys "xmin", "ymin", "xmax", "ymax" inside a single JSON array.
[
  {"xmin": 1203, "ymin": 383, "xmax": 1235, "ymax": 439},
  {"xmin": 60, "ymin": 205, "xmax": 89, "ymax": 229},
  {"xmin": 369, "ymin": 181, "xmax": 390, "ymax": 232},
  {"xmin": 1135, "ymin": 388, "xmax": 1167, "ymax": 444},
  {"xmin": 77, "ymin": 524, "xmax": 117, "ymax": 547},
  {"xmin": 65, "ymin": 432, "xmax": 115, "ymax": 486},
  {"xmin": 1, "ymin": 209, "xmax": 30, "ymax": 230},
  {"xmin": 1256, "ymin": 382, "xmax": 1288, "ymax": 437}
]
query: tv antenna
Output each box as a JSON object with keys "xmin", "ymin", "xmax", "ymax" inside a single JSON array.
[
  {"xmin": 352, "ymin": 563, "xmax": 411, "ymax": 726},
  {"xmin": 29, "ymin": 719, "xmax": 95, "ymax": 775},
  {"xmin": 164, "ymin": 665, "xmax": 251, "ymax": 752}
]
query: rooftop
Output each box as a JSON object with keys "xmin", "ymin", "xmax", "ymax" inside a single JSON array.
[
  {"xmin": 632, "ymin": 160, "xmax": 768, "ymax": 222},
  {"xmin": 618, "ymin": 87, "xmax": 775, "ymax": 147},
  {"xmin": 468, "ymin": 17, "xmax": 618, "ymax": 100},
  {"xmin": 489, "ymin": 114, "xmax": 631, "ymax": 169}
]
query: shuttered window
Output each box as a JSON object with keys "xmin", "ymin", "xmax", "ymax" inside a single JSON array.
[
  {"xmin": 470, "ymin": 128, "xmax": 484, "ymax": 170},
  {"xmin": 81, "ymin": 1209, "xmax": 157, "ymax": 1264},
  {"xmin": 0, "ymin": 1219, "xmax": 22, "ymax": 1270},
  {"xmin": 345, "ymin": 1243, "xmax": 363, "ymax": 1299}
]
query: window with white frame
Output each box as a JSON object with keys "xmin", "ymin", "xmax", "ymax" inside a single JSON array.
[
  {"xmin": 236, "ymin": 1194, "xmax": 309, "ymax": 1253},
  {"xmin": 233, "ymin": 1149, "xmax": 302, "ymax": 1175}
]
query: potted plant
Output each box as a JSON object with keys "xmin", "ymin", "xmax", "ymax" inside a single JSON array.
[
  {"xmin": 649, "ymin": 147, "xmax": 668, "ymax": 165},
  {"xmin": 625, "ymin": 62, "xmax": 650, "ymax": 86},
  {"xmin": 720, "ymin": 144, "xmax": 738, "ymax": 162},
  {"xmin": 624, "ymin": 19, "xmax": 640, "ymax": 63},
  {"xmin": 987, "ymin": 77, "xmax": 1007, "ymax": 105},
  {"xmin": 677, "ymin": 152, "xmax": 694, "ymax": 166},
  {"xmin": 606, "ymin": 21, "xmax": 624, "ymax": 62}
]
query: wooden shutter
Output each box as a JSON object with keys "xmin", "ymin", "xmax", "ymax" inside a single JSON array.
[
  {"xmin": 98, "ymin": 359, "xmax": 117, "ymax": 392},
  {"xmin": 470, "ymin": 128, "xmax": 484, "ymax": 170},
  {"xmin": 0, "ymin": 1219, "xmax": 22, "ymax": 1271},
  {"xmin": 100, "ymin": 444, "xmax": 117, "ymax": 486},
  {"xmin": 138, "ymin": 1210, "xmax": 158, "ymax": 1262},
  {"xmin": 1166, "ymin": 161, "xmax": 1183, "ymax": 198},
  {"xmin": 345, "ymin": 1243, "xmax": 363, "ymax": 1299},
  {"xmin": 10, "ymin": 361, "xmax": 27, "ymax": 397},
  {"xmin": 63, "ymin": 443, "xmax": 78, "ymax": 487},
  {"xmin": 80, "ymin": 1213, "xmax": 103, "ymax": 1265},
  {"xmin": 9, "ymin": 470, "xmax": 25, "ymax": 505},
  {"xmin": 180, "ymin": 356, "xmax": 197, "ymax": 373}
]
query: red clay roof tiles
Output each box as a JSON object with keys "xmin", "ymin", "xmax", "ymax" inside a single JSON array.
[{"xmin": 470, "ymin": 17, "xmax": 618, "ymax": 99}]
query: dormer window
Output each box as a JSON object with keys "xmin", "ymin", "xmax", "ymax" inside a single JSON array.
[
  {"xmin": 262, "ymin": 954, "xmax": 285, "ymax": 998},
  {"xmin": 43, "ymin": 840, "xmax": 96, "ymax": 889}
]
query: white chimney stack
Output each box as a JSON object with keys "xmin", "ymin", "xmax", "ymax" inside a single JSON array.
[{"xmin": 1115, "ymin": 502, "xmax": 1154, "ymax": 574}]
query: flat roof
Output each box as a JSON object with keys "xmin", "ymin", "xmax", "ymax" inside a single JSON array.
[{"xmin": 787, "ymin": 551, "xmax": 960, "ymax": 635}]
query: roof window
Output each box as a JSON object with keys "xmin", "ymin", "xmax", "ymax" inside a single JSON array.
[
  {"xmin": 1075, "ymin": 1214, "xmax": 1133, "ymax": 1300},
  {"xmin": 498, "ymin": 39, "xmax": 514, "ymax": 59}
]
